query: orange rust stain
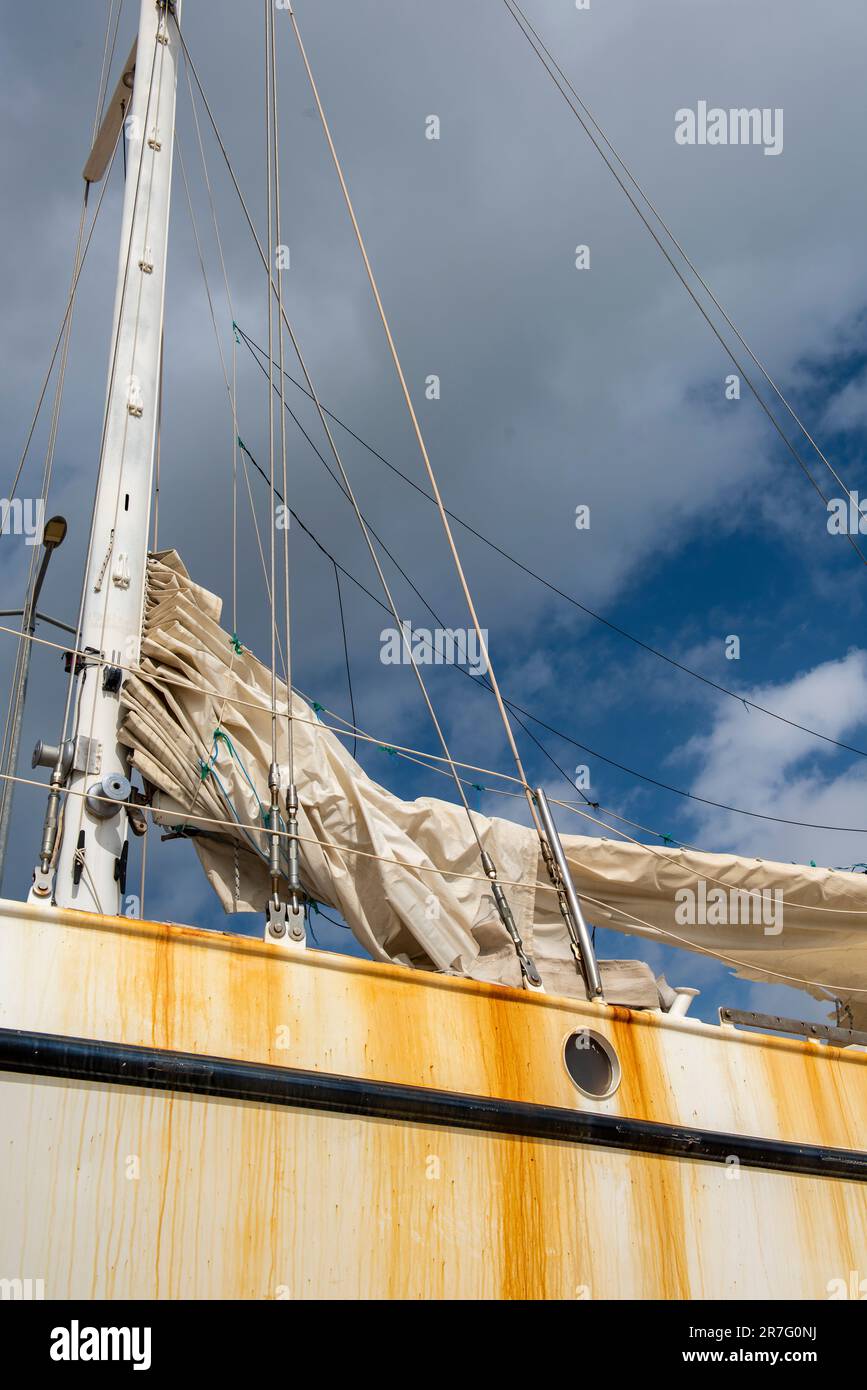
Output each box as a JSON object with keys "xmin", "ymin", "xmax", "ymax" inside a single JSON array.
[
  {"xmin": 605, "ymin": 1010, "xmax": 690, "ymax": 1297},
  {"xmin": 759, "ymin": 1039, "xmax": 865, "ymax": 1150},
  {"xmin": 759, "ymin": 1043, "xmax": 863, "ymax": 1280},
  {"xmin": 608, "ymin": 1008, "xmax": 677, "ymax": 1127},
  {"xmin": 482, "ymin": 997, "xmax": 551, "ymax": 1297},
  {"xmin": 153, "ymin": 1092, "xmax": 175, "ymax": 1298}
]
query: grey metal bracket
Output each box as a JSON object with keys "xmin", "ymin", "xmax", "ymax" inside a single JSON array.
[{"xmin": 719, "ymin": 1007, "xmax": 867, "ymax": 1049}]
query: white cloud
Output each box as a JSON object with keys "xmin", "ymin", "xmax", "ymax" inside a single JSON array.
[{"xmin": 681, "ymin": 649, "xmax": 867, "ymax": 865}]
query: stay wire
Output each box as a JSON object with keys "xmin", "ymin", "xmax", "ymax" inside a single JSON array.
[
  {"xmin": 264, "ymin": 0, "xmax": 278, "ymax": 774},
  {"xmin": 269, "ymin": 4, "xmax": 295, "ymax": 788},
  {"xmin": 237, "ymin": 322, "xmax": 867, "ymax": 765},
  {"xmin": 333, "ymin": 561, "xmax": 358, "ymax": 760},
  {"xmin": 233, "ymin": 433, "xmax": 867, "ymax": 838},
  {"xmin": 504, "ymin": 0, "xmax": 861, "ymax": 516},
  {"xmin": 171, "ymin": 12, "xmax": 490, "ymax": 859},
  {"xmin": 284, "ymin": 2, "xmax": 544, "ymax": 845},
  {"xmin": 181, "ymin": 53, "xmax": 239, "ymax": 633},
  {"xmin": 500, "ymin": 0, "xmax": 867, "ymax": 570}
]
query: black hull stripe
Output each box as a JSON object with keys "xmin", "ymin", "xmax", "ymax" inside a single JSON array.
[{"xmin": 0, "ymin": 1027, "xmax": 864, "ymax": 1181}]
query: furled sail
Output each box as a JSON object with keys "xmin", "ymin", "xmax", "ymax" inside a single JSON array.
[{"xmin": 119, "ymin": 553, "xmax": 867, "ymax": 1026}]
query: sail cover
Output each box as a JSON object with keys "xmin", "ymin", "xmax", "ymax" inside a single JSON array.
[{"xmin": 118, "ymin": 552, "xmax": 867, "ymax": 1026}]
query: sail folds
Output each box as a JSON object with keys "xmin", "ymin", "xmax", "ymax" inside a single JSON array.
[{"xmin": 118, "ymin": 553, "xmax": 867, "ymax": 1025}]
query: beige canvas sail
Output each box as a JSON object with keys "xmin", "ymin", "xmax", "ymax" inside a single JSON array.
[{"xmin": 118, "ymin": 552, "xmax": 867, "ymax": 1026}]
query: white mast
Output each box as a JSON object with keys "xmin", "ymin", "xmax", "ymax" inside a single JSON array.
[{"xmin": 39, "ymin": 0, "xmax": 181, "ymax": 913}]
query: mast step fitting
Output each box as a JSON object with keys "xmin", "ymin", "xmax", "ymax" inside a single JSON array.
[{"xmin": 138, "ymin": 257, "xmax": 154, "ymax": 273}]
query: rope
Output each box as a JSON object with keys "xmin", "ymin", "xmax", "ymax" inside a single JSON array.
[
  {"xmin": 7, "ymin": 609, "xmax": 867, "ymax": 920},
  {"xmin": 285, "ymin": 3, "xmax": 544, "ymax": 844},
  {"xmin": 10, "ymin": 556, "xmax": 867, "ymax": 842},
  {"xmin": 6, "ymin": 763, "xmax": 867, "ymax": 999},
  {"xmin": 171, "ymin": 12, "xmax": 493, "ymax": 868},
  {"xmin": 233, "ymin": 432, "xmax": 867, "ymax": 839},
  {"xmin": 1, "ymin": 766, "xmax": 547, "ymax": 897}
]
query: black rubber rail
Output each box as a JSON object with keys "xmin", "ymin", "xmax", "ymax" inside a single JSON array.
[{"xmin": 1, "ymin": 1027, "xmax": 864, "ymax": 1181}]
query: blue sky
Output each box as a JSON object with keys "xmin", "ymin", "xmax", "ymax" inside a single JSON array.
[{"xmin": 3, "ymin": 0, "xmax": 867, "ymax": 1028}]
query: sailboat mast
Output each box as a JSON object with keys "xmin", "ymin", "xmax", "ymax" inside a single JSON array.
[{"xmin": 45, "ymin": 0, "xmax": 181, "ymax": 914}]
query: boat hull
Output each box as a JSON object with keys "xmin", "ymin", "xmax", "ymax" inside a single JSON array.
[{"xmin": 0, "ymin": 898, "xmax": 864, "ymax": 1299}]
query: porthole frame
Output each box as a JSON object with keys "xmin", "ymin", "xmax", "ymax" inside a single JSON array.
[{"xmin": 562, "ymin": 1028, "xmax": 622, "ymax": 1100}]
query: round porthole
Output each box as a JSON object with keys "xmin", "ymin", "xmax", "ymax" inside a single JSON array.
[{"xmin": 563, "ymin": 1030, "xmax": 621, "ymax": 1099}]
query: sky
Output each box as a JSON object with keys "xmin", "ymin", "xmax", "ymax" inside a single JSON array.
[{"xmin": 2, "ymin": 0, "xmax": 867, "ymax": 1027}]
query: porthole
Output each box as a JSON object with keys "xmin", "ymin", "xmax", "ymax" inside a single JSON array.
[{"xmin": 563, "ymin": 1029, "xmax": 621, "ymax": 1099}]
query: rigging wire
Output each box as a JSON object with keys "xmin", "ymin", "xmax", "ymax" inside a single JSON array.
[
  {"xmin": 269, "ymin": 2, "xmax": 296, "ymax": 802},
  {"xmin": 6, "ymin": 143, "xmax": 121, "ymax": 507},
  {"xmin": 238, "ymin": 322, "xmax": 867, "ymax": 764},
  {"xmin": 0, "ymin": 190, "xmax": 94, "ymax": 873},
  {"xmin": 284, "ymin": 3, "xmax": 545, "ymax": 845},
  {"xmin": 2, "ymin": 0, "xmax": 128, "ymax": 881},
  {"xmin": 503, "ymin": 0, "xmax": 861, "ymax": 521},
  {"xmin": 178, "ymin": 59, "xmax": 283, "ymax": 684},
  {"xmin": 7, "ymin": 761, "xmax": 867, "ymax": 999},
  {"xmin": 94, "ymin": 0, "xmax": 125, "ymax": 136},
  {"xmin": 136, "ymin": 10, "xmax": 867, "ymax": 1017},
  {"xmin": 172, "ymin": 14, "xmax": 503, "ymax": 873},
  {"xmin": 263, "ymin": 0, "xmax": 283, "ymax": 912},
  {"xmin": 181, "ymin": 53, "xmax": 239, "ymax": 633},
  {"xmin": 7, "ymin": 609, "xmax": 867, "ymax": 838},
  {"xmin": 333, "ymin": 561, "xmax": 358, "ymax": 760},
  {"xmin": 231, "ymin": 438, "xmax": 867, "ymax": 837},
  {"xmin": 500, "ymin": 0, "xmax": 867, "ymax": 568}
]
